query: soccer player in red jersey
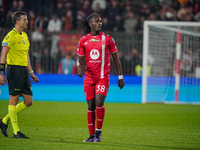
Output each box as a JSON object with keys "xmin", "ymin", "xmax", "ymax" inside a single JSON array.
[{"xmin": 76, "ymin": 13, "xmax": 125, "ymax": 142}]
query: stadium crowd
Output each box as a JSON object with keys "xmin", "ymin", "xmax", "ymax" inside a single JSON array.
[
  {"xmin": 0, "ymin": 0, "xmax": 200, "ymax": 75},
  {"xmin": 0, "ymin": 0, "xmax": 199, "ymax": 31}
]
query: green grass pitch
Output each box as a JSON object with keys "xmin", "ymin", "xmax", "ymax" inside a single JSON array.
[{"xmin": 0, "ymin": 100, "xmax": 200, "ymax": 150}]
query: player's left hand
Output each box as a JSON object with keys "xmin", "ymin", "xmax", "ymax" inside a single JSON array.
[
  {"xmin": 30, "ymin": 74, "xmax": 39, "ymax": 82},
  {"xmin": 118, "ymin": 79, "xmax": 125, "ymax": 89}
]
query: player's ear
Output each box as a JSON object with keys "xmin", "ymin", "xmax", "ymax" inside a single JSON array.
[
  {"xmin": 16, "ymin": 19, "xmax": 20, "ymax": 24},
  {"xmin": 89, "ymin": 22, "xmax": 92, "ymax": 27}
]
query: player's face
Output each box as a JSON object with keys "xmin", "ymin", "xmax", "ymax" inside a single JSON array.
[
  {"xmin": 18, "ymin": 15, "xmax": 29, "ymax": 29},
  {"xmin": 90, "ymin": 16, "xmax": 102, "ymax": 33}
]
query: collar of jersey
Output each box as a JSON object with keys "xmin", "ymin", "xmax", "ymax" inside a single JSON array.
[
  {"xmin": 89, "ymin": 32, "xmax": 102, "ymax": 37},
  {"xmin": 13, "ymin": 28, "xmax": 22, "ymax": 35}
]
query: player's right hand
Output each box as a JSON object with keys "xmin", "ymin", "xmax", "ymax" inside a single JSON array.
[
  {"xmin": 77, "ymin": 66, "xmax": 83, "ymax": 78},
  {"xmin": 118, "ymin": 79, "xmax": 125, "ymax": 89},
  {"xmin": 0, "ymin": 75, "xmax": 6, "ymax": 85}
]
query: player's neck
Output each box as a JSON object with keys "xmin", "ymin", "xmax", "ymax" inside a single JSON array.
[
  {"xmin": 91, "ymin": 31, "xmax": 100, "ymax": 36},
  {"xmin": 15, "ymin": 25, "xmax": 23, "ymax": 34}
]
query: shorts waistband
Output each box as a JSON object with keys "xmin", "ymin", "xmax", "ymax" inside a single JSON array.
[
  {"xmin": 7, "ymin": 65, "xmax": 27, "ymax": 67},
  {"xmin": 7, "ymin": 65, "xmax": 27, "ymax": 68}
]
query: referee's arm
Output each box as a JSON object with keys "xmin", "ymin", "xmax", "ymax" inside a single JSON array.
[
  {"xmin": 0, "ymin": 46, "xmax": 9, "ymax": 64},
  {"xmin": 27, "ymin": 54, "xmax": 39, "ymax": 82},
  {"xmin": 0, "ymin": 46, "xmax": 9, "ymax": 85}
]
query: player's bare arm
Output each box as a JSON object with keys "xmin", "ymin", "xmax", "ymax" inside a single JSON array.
[
  {"xmin": 111, "ymin": 52, "xmax": 125, "ymax": 89},
  {"xmin": 0, "ymin": 46, "xmax": 9, "ymax": 85},
  {"xmin": 77, "ymin": 56, "xmax": 84, "ymax": 78},
  {"xmin": 27, "ymin": 54, "xmax": 39, "ymax": 82}
]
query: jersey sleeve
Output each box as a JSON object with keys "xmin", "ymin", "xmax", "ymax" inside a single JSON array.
[
  {"xmin": 24, "ymin": 32, "xmax": 30, "ymax": 48},
  {"xmin": 76, "ymin": 38, "xmax": 85, "ymax": 56},
  {"xmin": 2, "ymin": 33, "xmax": 13, "ymax": 48},
  {"xmin": 108, "ymin": 36, "xmax": 118, "ymax": 54}
]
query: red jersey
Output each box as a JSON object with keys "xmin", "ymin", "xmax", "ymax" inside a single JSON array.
[{"xmin": 77, "ymin": 32, "xmax": 118, "ymax": 79}]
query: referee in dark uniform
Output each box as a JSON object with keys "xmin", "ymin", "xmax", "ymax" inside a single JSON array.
[{"xmin": 0, "ymin": 11, "xmax": 39, "ymax": 138}]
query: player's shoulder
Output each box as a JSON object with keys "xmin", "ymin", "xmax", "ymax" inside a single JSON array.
[
  {"xmin": 6, "ymin": 28, "xmax": 24, "ymax": 38},
  {"xmin": 82, "ymin": 33, "xmax": 91, "ymax": 39},
  {"xmin": 102, "ymin": 32, "xmax": 113, "ymax": 39},
  {"xmin": 22, "ymin": 31, "xmax": 28, "ymax": 38},
  {"xmin": 6, "ymin": 29, "xmax": 15, "ymax": 36},
  {"xmin": 80, "ymin": 34, "xmax": 90, "ymax": 42},
  {"xmin": 3, "ymin": 29, "xmax": 15, "ymax": 41},
  {"xmin": 22, "ymin": 31, "xmax": 28, "ymax": 35}
]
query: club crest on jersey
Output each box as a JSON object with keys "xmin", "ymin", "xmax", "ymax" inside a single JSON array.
[
  {"xmin": 22, "ymin": 40, "xmax": 25, "ymax": 44},
  {"xmin": 101, "ymin": 40, "xmax": 106, "ymax": 45},
  {"xmin": 90, "ymin": 38, "xmax": 100, "ymax": 42},
  {"xmin": 90, "ymin": 49, "xmax": 99, "ymax": 60}
]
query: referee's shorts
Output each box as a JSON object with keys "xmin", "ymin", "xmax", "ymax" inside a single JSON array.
[{"xmin": 7, "ymin": 65, "xmax": 33, "ymax": 96}]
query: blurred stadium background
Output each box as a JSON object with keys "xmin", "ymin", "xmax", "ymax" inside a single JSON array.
[
  {"xmin": 0, "ymin": 1, "xmax": 200, "ymax": 149},
  {"xmin": 0, "ymin": 0, "xmax": 200, "ymax": 103}
]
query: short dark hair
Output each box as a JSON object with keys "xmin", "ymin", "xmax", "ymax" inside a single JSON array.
[{"xmin": 12, "ymin": 11, "xmax": 27, "ymax": 25}]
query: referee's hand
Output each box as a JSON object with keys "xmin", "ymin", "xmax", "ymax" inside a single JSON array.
[
  {"xmin": 0, "ymin": 75, "xmax": 6, "ymax": 85},
  {"xmin": 30, "ymin": 74, "xmax": 39, "ymax": 82}
]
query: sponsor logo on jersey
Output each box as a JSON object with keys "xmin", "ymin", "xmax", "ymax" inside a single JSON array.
[
  {"xmin": 2, "ymin": 42, "xmax": 8, "ymax": 47},
  {"xmin": 90, "ymin": 38, "xmax": 100, "ymax": 42},
  {"xmin": 90, "ymin": 49, "xmax": 100, "ymax": 60}
]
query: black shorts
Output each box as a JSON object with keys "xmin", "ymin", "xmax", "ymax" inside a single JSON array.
[{"xmin": 7, "ymin": 65, "xmax": 33, "ymax": 96}]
